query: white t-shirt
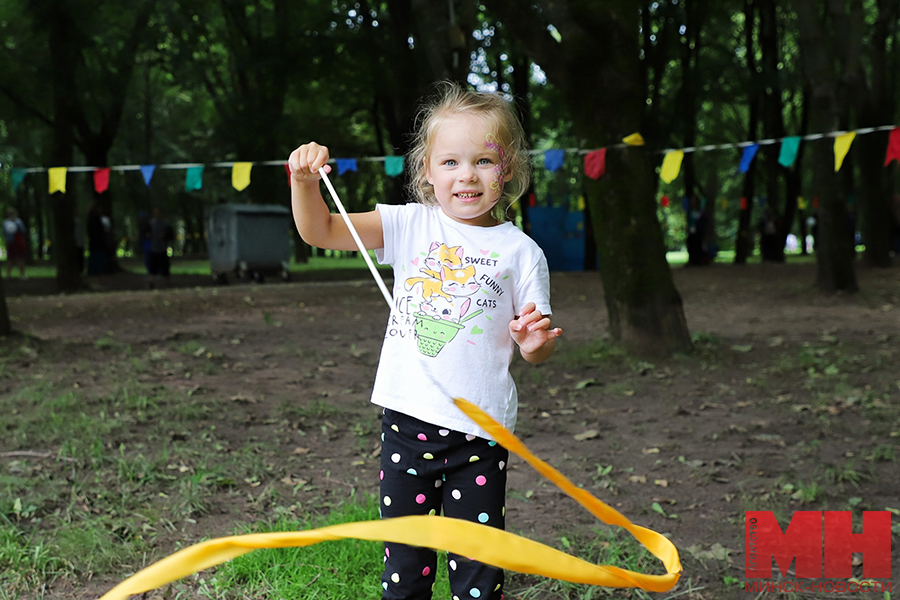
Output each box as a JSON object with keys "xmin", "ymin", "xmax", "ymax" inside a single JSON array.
[{"xmin": 372, "ymin": 203, "xmax": 552, "ymax": 439}]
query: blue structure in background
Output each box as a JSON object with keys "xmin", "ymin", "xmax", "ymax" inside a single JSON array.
[{"xmin": 527, "ymin": 206, "xmax": 585, "ymax": 271}]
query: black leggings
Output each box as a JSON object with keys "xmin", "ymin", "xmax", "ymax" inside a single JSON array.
[{"xmin": 379, "ymin": 408, "xmax": 509, "ymax": 600}]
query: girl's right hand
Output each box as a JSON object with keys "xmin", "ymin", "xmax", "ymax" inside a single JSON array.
[{"xmin": 288, "ymin": 142, "xmax": 332, "ymax": 184}]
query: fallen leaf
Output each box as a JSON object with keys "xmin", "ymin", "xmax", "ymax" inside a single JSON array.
[
  {"xmin": 751, "ymin": 433, "xmax": 785, "ymax": 447},
  {"xmin": 574, "ymin": 429, "xmax": 599, "ymax": 441},
  {"xmin": 629, "ymin": 475, "xmax": 647, "ymax": 483},
  {"xmin": 281, "ymin": 476, "xmax": 308, "ymax": 486},
  {"xmin": 293, "ymin": 447, "xmax": 310, "ymax": 455},
  {"xmin": 654, "ymin": 479, "xmax": 669, "ymax": 487},
  {"xmin": 642, "ymin": 447, "xmax": 660, "ymax": 455},
  {"xmin": 731, "ymin": 344, "xmax": 753, "ymax": 353},
  {"xmin": 575, "ymin": 378, "xmax": 597, "ymax": 390}
]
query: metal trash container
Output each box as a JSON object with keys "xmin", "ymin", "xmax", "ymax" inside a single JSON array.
[{"xmin": 207, "ymin": 203, "xmax": 292, "ymax": 283}]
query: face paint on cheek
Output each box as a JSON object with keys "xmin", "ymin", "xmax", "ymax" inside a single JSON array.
[{"xmin": 485, "ymin": 133, "xmax": 507, "ymax": 193}]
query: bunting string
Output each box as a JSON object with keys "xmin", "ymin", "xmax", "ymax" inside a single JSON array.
[{"xmin": 3, "ymin": 125, "xmax": 898, "ymax": 194}]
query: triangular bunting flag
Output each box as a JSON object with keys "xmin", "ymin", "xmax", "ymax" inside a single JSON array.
[
  {"xmin": 185, "ymin": 166, "xmax": 204, "ymax": 191},
  {"xmin": 798, "ymin": 196, "xmax": 807, "ymax": 210},
  {"xmin": 48, "ymin": 167, "xmax": 67, "ymax": 194},
  {"xmin": 94, "ymin": 168, "xmax": 111, "ymax": 194},
  {"xmin": 385, "ymin": 156, "xmax": 404, "ymax": 177},
  {"xmin": 884, "ymin": 128, "xmax": 900, "ymax": 166},
  {"xmin": 544, "ymin": 149, "xmax": 565, "ymax": 172},
  {"xmin": 336, "ymin": 158, "xmax": 358, "ymax": 176},
  {"xmin": 739, "ymin": 144, "xmax": 759, "ymax": 173},
  {"xmin": 12, "ymin": 168, "xmax": 26, "ymax": 192},
  {"xmin": 584, "ymin": 149, "xmax": 606, "ymax": 180},
  {"xmin": 660, "ymin": 195, "xmax": 669, "ymax": 208},
  {"xmin": 778, "ymin": 136, "xmax": 801, "ymax": 168},
  {"xmin": 622, "ymin": 133, "xmax": 644, "ymax": 146},
  {"xmin": 834, "ymin": 132, "xmax": 856, "ymax": 172},
  {"xmin": 140, "ymin": 165, "xmax": 156, "ymax": 187},
  {"xmin": 659, "ymin": 150, "xmax": 683, "ymax": 184},
  {"xmin": 232, "ymin": 162, "xmax": 252, "ymax": 192}
]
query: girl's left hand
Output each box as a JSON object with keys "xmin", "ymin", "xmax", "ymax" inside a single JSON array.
[{"xmin": 509, "ymin": 302, "xmax": 562, "ymax": 360}]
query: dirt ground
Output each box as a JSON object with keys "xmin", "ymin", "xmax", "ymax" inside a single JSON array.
[{"xmin": 3, "ymin": 261, "xmax": 899, "ymax": 599}]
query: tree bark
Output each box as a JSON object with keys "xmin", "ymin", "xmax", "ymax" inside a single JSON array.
[
  {"xmin": 793, "ymin": 0, "xmax": 858, "ymax": 291},
  {"xmin": 490, "ymin": 0, "xmax": 692, "ymax": 355},
  {"xmin": 46, "ymin": 1, "xmax": 84, "ymax": 292},
  {"xmin": 734, "ymin": 0, "xmax": 759, "ymax": 264}
]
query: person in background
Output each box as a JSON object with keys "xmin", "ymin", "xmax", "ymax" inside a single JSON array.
[
  {"xmin": 137, "ymin": 211, "xmax": 152, "ymax": 274},
  {"xmin": 73, "ymin": 216, "xmax": 85, "ymax": 274},
  {"xmin": 2, "ymin": 207, "xmax": 27, "ymax": 279},
  {"xmin": 147, "ymin": 207, "xmax": 174, "ymax": 289},
  {"xmin": 87, "ymin": 201, "xmax": 111, "ymax": 275},
  {"xmin": 890, "ymin": 193, "xmax": 900, "ymax": 257}
]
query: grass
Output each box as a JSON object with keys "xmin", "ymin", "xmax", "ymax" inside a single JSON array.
[
  {"xmin": 9, "ymin": 248, "xmax": 821, "ymax": 281},
  {"xmin": 2, "ymin": 264, "xmax": 898, "ymax": 600},
  {"xmin": 205, "ymin": 494, "xmax": 453, "ymax": 600},
  {"xmin": 6, "ymin": 253, "xmax": 390, "ymax": 280},
  {"xmin": 509, "ymin": 526, "xmax": 660, "ymax": 600}
]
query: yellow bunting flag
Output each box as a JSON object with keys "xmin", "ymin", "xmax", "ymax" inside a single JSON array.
[
  {"xmin": 98, "ymin": 399, "xmax": 681, "ymax": 600},
  {"xmin": 798, "ymin": 196, "xmax": 807, "ymax": 210},
  {"xmin": 622, "ymin": 133, "xmax": 645, "ymax": 146},
  {"xmin": 659, "ymin": 150, "xmax": 684, "ymax": 184},
  {"xmin": 833, "ymin": 132, "xmax": 856, "ymax": 172},
  {"xmin": 48, "ymin": 167, "xmax": 67, "ymax": 194},
  {"xmin": 232, "ymin": 162, "xmax": 252, "ymax": 192}
]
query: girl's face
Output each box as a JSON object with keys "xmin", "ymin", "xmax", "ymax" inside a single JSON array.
[{"xmin": 425, "ymin": 113, "xmax": 511, "ymax": 227}]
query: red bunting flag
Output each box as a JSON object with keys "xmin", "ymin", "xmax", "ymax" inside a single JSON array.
[
  {"xmin": 740, "ymin": 196, "xmax": 748, "ymax": 210},
  {"xmin": 93, "ymin": 168, "xmax": 110, "ymax": 193},
  {"xmin": 285, "ymin": 163, "xmax": 291, "ymax": 186},
  {"xmin": 885, "ymin": 128, "xmax": 900, "ymax": 166},
  {"xmin": 528, "ymin": 192, "xmax": 536, "ymax": 207},
  {"xmin": 584, "ymin": 149, "xmax": 606, "ymax": 180},
  {"xmin": 813, "ymin": 197, "xmax": 819, "ymax": 209},
  {"xmin": 660, "ymin": 195, "xmax": 669, "ymax": 208}
]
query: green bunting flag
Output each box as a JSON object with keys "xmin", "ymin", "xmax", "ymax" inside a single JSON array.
[{"xmin": 185, "ymin": 166, "xmax": 204, "ymax": 191}]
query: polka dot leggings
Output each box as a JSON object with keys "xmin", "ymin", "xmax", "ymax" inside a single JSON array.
[{"xmin": 379, "ymin": 409, "xmax": 508, "ymax": 600}]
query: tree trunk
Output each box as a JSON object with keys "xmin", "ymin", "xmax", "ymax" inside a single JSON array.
[
  {"xmin": 492, "ymin": 0, "xmax": 692, "ymax": 355},
  {"xmin": 47, "ymin": 2, "xmax": 84, "ymax": 292},
  {"xmin": 853, "ymin": 0, "xmax": 897, "ymax": 267},
  {"xmin": 794, "ymin": 0, "xmax": 858, "ymax": 291},
  {"xmin": 735, "ymin": 0, "xmax": 759, "ymax": 264}
]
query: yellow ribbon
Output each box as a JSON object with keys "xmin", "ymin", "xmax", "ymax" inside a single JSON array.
[{"xmin": 98, "ymin": 399, "xmax": 681, "ymax": 600}]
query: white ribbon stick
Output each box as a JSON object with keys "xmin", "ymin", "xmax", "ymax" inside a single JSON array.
[{"xmin": 318, "ymin": 168, "xmax": 394, "ymax": 310}]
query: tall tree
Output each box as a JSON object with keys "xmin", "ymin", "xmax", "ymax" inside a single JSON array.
[
  {"xmin": 847, "ymin": 0, "xmax": 898, "ymax": 267},
  {"xmin": 2, "ymin": 0, "xmax": 157, "ymax": 289},
  {"xmin": 793, "ymin": 0, "xmax": 858, "ymax": 291},
  {"xmin": 490, "ymin": 0, "xmax": 692, "ymax": 355}
]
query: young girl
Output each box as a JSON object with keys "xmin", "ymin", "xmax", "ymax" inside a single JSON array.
[{"xmin": 288, "ymin": 82, "xmax": 561, "ymax": 600}]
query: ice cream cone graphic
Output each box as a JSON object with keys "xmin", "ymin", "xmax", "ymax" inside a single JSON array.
[{"xmin": 413, "ymin": 309, "xmax": 483, "ymax": 357}]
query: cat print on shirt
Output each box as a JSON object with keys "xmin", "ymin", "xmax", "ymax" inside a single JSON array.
[
  {"xmin": 400, "ymin": 241, "xmax": 490, "ymax": 358},
  {"xmin": 419, "ymin": 265, "xmax": 480, "ymax": 322},
  {"xmin": 404, "ymin": 242, "xmax": 466, "ymax": 302}
]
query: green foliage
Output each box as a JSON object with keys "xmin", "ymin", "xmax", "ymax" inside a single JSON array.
[{"xmin": 206, "ymin": 496, "xmax": 455, "ymax": 599}]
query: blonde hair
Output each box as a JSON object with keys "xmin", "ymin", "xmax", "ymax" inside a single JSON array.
[{"xmin": 406, "ymin": 82, "xmax": 531, "ymax": 221}]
